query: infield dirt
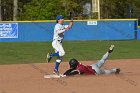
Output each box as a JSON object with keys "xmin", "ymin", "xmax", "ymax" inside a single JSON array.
[{"xmin": 0, "ymin": 59, "xmax": 140, "ymax": 93}]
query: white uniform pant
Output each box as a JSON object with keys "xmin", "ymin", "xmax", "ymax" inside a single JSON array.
[
  {"xmin": 52, "ymin": 40, "xmax": 65, "ymax": 57},
  {"xmin": 91, "ymin": 52, "xmax": 117, "ymax": 75}
]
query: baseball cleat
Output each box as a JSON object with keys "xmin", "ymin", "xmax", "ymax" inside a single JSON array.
[
  {"xmin": 108, "ymin": 45, "xmax": 115, "ymax": 53},
  {"xmin": 115, "ymin": 68, "xmax": 120, "ymax": 74},
  {"xmin": 53, "ymin": 69, "xmax": 59, "ymax": 75},
  {"xmin": 47, "ymin": 53, "xmax": 52, "ymax": 63}
]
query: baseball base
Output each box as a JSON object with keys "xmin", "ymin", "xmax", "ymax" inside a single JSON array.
[{"xmin": 44, "ymin": 74, "xmax": 66, "ymax": 79}]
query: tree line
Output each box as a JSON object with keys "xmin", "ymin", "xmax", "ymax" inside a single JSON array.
[{"xmin": 0, "ymin": 0, "xmax": 140, "ymax": 21}]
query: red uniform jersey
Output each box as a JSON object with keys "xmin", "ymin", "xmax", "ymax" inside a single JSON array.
[{"xmin": 76, "ymin": 63, "xmax": 96, "ymax": 75}]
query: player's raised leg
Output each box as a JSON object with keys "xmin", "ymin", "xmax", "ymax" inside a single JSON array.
[
  {"xmin": 96, "ymin": 45, "xmax": 115, "ymax": 68},
  {"xmin": 47, "ymin": 40, "xmax": 64, "ymax": 63},
  {"xmin": 47, "ymin": 52, "xmax": 59, "ymax": 63},
  {"xmin": 47, "ymin": 41, "xmax": 59, "ymax": 63},
  {"xmin": 91, "ymin": 45, "xmax": 115, "ymax": 74}
]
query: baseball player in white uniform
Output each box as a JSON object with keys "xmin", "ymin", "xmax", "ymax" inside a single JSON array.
[{"xmin": 47, "ymin": 15, "xmax": 73, "ymax": 75}]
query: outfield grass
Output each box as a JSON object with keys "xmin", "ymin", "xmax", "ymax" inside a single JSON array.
[{"xmin": 0, "ymin": 40, "xmax": 140, "ymax": 65}]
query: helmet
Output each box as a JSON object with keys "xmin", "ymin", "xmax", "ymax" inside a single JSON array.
[{"xmin": 69, "ymin": 58, "xmax": 79, "ymax": 69}]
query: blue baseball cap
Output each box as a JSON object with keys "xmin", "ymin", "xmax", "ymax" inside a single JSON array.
[{"xmin": 56, "ymin": 15, "xmax": 64, "ymax": 21}]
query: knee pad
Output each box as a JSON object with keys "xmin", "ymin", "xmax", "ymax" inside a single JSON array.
[{"xmin": 59, "ymin": 51, "xmax": 65, "ymax": 56}]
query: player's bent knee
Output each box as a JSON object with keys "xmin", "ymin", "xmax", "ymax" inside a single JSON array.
[{"xmin": 59, "ymin": 52, "xmax": 65, "ymax": 56}]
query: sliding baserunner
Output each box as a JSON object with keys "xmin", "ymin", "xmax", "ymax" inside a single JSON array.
[{"xmin": 63, "ymin": 45, "xmax": 120, "ymax": 76}]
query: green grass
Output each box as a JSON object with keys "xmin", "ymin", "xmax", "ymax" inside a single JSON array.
[{"xmin": 0, "ymin": 40, "xmax": 140, "ymax": 65}]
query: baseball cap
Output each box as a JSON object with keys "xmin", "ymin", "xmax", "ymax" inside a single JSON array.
[{"xmin": 56, "ymin": 15, "xmax": 64, "ymax": 21}]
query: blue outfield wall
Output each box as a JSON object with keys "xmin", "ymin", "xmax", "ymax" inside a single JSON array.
[
  {"xmin": 0, "ymin": 19, "xmax": 138, "ymax": 42},
  {"xmin": 138, "ymin": 27, "xmax": 140, "ymax": 40}
]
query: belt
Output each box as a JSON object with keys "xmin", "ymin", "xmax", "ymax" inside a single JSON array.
[
  {"xmin": 58, "ymin": 40, "xmax": 62, "ymax": 43},
  {"xmin": 53, "ymin": 39, "xmax": 62, "ymax": 43}
]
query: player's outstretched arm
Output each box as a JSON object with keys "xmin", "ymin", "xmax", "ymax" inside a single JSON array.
[
  {"xmin": 63, "ymin": 69, "xmax": 80, "ymax": 76},
  {"xmin": 65, "ymin": 21, "xmax": 73, "ymax": 31},
  {"xmin": 65, "ymin": 12, "xmax": 74, "ymax": 30}
]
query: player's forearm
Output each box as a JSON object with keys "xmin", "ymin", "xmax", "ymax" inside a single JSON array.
[
  {"xmin": 57, "ymin": 29, "xmax": 66, "ymax": 34},
  {"xmin": 66, "ymin": 71, "xmax": 79, "ymax": 76},
  {"xmin": 63, "ymin": 69, "xmax": 80, "ymax": 76},
  {"xmin": 68, "ymin": 21, "xmax": 73, "ymax": 29},
  {"xmin": 64, "ymin": 21, "xmax": 73, "ymax": 31}
]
